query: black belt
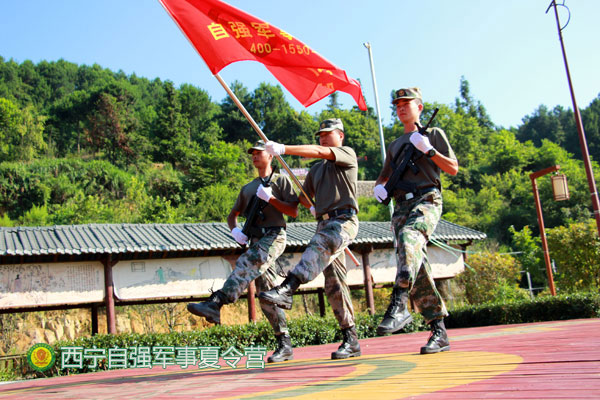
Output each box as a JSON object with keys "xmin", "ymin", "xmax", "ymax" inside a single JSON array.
[
  {"xmin": 317, "ymin": 208, "xmax": 356, "ymax": 222},
  {"xmin": 394, "ymin": 186, "xmax": 438, "ymax": 202}
]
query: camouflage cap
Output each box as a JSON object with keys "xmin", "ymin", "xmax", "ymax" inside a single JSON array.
[
  {"xmin": 247, "ymin": 140, "xmax": 266, "ymax": 154},
  {"xmin": 315, "ymin": 118, "xmax": 344, "ymax": 137},
  {"xmin": 392, "ymin": 87, "xmax": 422, "ymax": 104}
]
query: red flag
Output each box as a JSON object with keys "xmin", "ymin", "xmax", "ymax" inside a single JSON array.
[{"xmin": 159, "ymin": 0, "xmax": 367, "ymax": 111}]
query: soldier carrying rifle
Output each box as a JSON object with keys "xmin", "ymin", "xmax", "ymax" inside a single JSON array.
[
  {"xmin": 373, "ymin": 87, "xmax": 458, "ymax": 354},
  {"xmin": 187, "ymin": 140, "xmax": 299, "ymax": 363}
]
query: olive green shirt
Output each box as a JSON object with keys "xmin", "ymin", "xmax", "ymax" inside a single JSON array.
[
  {"xmin": 380, "ymin": 127, "xmax": 456, "ymax": 195},
  {"xmin": 232, "ymin": 173, "xmax": 298, "ymax": 228},
  {"xmin": 303, "ymin": 146, "xmax": 359, "ymax": 218}
]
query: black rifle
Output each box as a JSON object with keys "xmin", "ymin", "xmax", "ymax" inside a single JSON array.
[
  {"xmin": 241, "ymin": 171, "xmax": 274, "ymax": 240},
  {"xmin": 382, "ymin": 108, "xmax": 439, "ymax": 205}
]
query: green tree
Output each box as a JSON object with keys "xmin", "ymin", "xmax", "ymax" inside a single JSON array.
[
  {"xmin": 454, "ymin": 76, "xmax": 494, "ymax": 128},
  {"xmin": 326, "ymin": 92, "xmax": 340, "ymax": 111},
  {"xmin": 151, "ymin": 81, "xmax": 192, "ymax": 167},
  {"xmin": 246, "ymin": 82, "xmax": 315, "ymax": 147},
  {"xmin": 35, "ymin": 59, "xmax": 79, "ymax": 106},
  {"xmin": 187, "ymin": 140, "xmax": 252, "ymax": 190},
  {"xmin": 192, "ymin": 183, "xmax": 240, "ymax": 222},
  {"xmin": 0, "ymin": 57, "xmax": 31, "ymax": 106},
  {"xmin": 517, "ymin": 105, "xmax": 569, "ymax": 148},
  {"xmin": 179, "ymin": 83, "xmax": 221, "ymax": 147},
  {"xmin": 0, "ymin": 98, "xmax": 46, "ymax": 162},
  {"xmin": 547, "ymin": 220, "xmax": 600, "ymax": 292},
  {"xmin": 581, "ymin": 94, "xmax": 600, "ymax": 162},
  {"xmin": 454, "ymin": 76, "xmax": 493, "ymax": 129},
  {"xmin": 509, "ymin": 225, "xmax": 545, "ymax": 288},
  {"xmin": 217, "ymin": 81, "xmax": 255, "ymax": 143}
]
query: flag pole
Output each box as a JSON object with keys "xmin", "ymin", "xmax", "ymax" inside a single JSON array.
[
  {"xmin": 364, "ymin": 42, "xmax": 397, "ymax": 249},
  {"xmin": 363, "ymin": 42, "xmax": 394, "ymax": 219},
  {"xmin": 214, "ymin": 73, "xmax": 361, "ymax": 266}
]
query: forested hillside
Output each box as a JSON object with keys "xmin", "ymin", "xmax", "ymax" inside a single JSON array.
[{"xmin": 1, "ymin": 56, "xmax": 599, "ymax": 287}]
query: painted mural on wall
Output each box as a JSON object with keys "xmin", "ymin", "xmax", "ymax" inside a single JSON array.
[
  {"xmin": 0, "ymin": 262, "xmax": 104, "ymax": 309},
  {"xmin": 0, "ymin": 245, "xmax": 463, "ymax": 308},
  {"xmin": 368, "ymin": 246, "xmax": 464, "ymax": 282},
  {"xmin": 112, "ymin": 256, "xmax": 234, "ymax": 300}
]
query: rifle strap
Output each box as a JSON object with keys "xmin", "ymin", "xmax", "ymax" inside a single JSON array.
[{"xmin": 259, "ymin": 170, "xmax": 275, "ymax": 187}]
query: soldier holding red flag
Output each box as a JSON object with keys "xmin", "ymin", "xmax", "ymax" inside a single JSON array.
[
  {"xmin": 259, "ymin": 118, "xmax": 361, "ymax": 360},
  {"xmin": 161, "ymin": 0, "xmax": 368, "ymax": 360}
]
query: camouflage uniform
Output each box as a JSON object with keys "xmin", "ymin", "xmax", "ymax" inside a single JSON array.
[
  {"xmin": 221, "ymin": 228, "xmax": 289, "ymax": 334},
  {"xmin": 289, "ymin": 144, "xmax": 359, "ymax": 329},
  {"xmin": 222, "ymin": 172, "xmax": 297, "ymax": 334},
  {"xmin": 392, "ymin": 190, "xmax": 447, "ymax": 323},
  {"xmin": 292, "ymin": 214, "xmax": 358, "ymax": 329}
]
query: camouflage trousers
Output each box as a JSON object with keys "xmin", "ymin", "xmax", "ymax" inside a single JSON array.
[
  {"xmin": 392, "ymin": 190, "xmax": 448, "ymax": 323},
  {"xmin": 221, "ymin": 228, "xmax": 289, "ymax": 335},
  {"xmin": 290, "ymin": 214, "xmax": 359, "ymax": 329}
]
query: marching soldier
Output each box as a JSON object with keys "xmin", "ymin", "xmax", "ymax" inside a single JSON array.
[
  {"xmin": 187, "ymin": 140, "xmax": 299, "ymax": 363},
  {"xmin": 373, "ymin": 87, "xmax": 458, "ymax": 354},
  {"xmin": 259, "ymin": 118, "xmax": 361, "ymax": 360}
]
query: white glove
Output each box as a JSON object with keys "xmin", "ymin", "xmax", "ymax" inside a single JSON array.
[
  {"xmin": 256, "ymin": 184, "xmax": 273, "ymax": 203},
  {"xmin": 265, "ymin": 141, "xmax": 285, "ymax": 156},
  {"xmin": 373, "ymin": 184, "xmax": 388, "ymax": 203},
  {"xmin": 310, "ymin": 206, "xmax": 316, "ymax": 218},
  {"xmin": 409, "ymin": 132, "xmax": 433, "ymax": 154},
  {"xmin": 231, "ymin": 227, "xmax": 248, "ymax": 245}
]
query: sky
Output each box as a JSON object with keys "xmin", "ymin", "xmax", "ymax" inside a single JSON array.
[{"xmin": 1, "ymin": 0, "xmax": 599, "ymax": 129}]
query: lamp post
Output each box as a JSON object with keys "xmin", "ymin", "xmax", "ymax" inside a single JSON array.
[
  {"xmin": 530, "ymin": 165, "xmax": 570, "ymax": 296},
  {"xmin": 546, "ymin": 1, "xmax": 600, "ymax": 237}
]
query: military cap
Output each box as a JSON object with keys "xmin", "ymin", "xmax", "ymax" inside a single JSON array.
[
  {"xmin": 315, "ymin": 118, "xmax": 344, "ymax": 137},
  {"xmin": 392, "ymin": 87, "xmax": 422, "ymax": 104},
  {"xmin": 247, "ymin": 139, "xmax": 266, "ymax": 154}
]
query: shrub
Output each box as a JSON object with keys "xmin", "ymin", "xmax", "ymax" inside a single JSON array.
[
  {"xmin": 446, "ymin": 292, "xmax": 600, "ymax": 328},
  {"xmin": 457, "ymin": 251, "xmax": 528, "ymax": 304},
  {"xmin": 547, "ymin": 220, "xmax": 600, "ymax": 292}
]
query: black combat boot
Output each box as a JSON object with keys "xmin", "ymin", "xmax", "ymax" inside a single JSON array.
[
  {"xmin": 420, "ymin": 318, "xmax": 450, "ymax": 354},
  {"xmin": 331, "ymin": 326, "xmax": 361, "ymax": 360},
  {"xmin": 258, "ymin": 273, "xmax": 302, "ymax": 310},
  {"xmin": 376, "ymin": 287, "xmax": 413, "ymax": 335},
  {"xmin": 267, "ymin": 333, "xmax": 294, "ymax": 363},
  {"xmin": 187, "ymin": 290, "xmax": 229, "ymax": 324}
]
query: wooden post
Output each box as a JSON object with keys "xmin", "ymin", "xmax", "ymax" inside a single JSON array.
[
  {"xmin": 91, "ymin": 304, "xmax": 99, "ymax": 336},
  {"xmin": 317, "ymin": 288, "xmax": 326, "ymax": 317},
  {"xmin": 247, "ymin": 281, "xmax": 257, "ymax": 322},
  {"xmin": 362, "ymin": 248, "xmax": 375, "ymax": 315},
  {"xmin": 102, "ymin": 255, "xmax": 117, "ymax": 334}
]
